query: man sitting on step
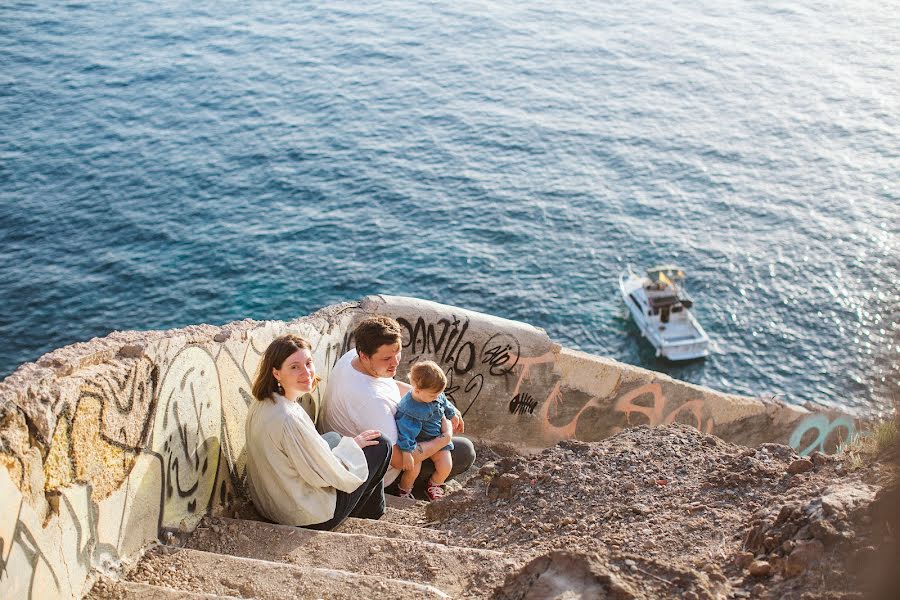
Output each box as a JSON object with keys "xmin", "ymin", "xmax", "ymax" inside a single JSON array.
[{"xmin": 321, "ymin": 315, "xmax": 476, "ymax": 497}]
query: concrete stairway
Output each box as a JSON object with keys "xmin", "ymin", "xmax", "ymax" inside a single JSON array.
[{"xmin": 87, "ymin": 497, "xmax": 517, "ymax": 599}]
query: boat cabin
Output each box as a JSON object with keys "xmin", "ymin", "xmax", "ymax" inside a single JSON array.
[{"xmin": 642, "ymin": 265, "xmax": 694, "ymax": 323}]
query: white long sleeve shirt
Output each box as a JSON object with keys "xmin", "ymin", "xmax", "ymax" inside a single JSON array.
[
  {"xmin": 321, "ymin": 349, "xmax": 403, "ymax": 485},
  {"xmin": 321, "ymin": 349, "xmax": 401, "ymax": 444},
  {"xmin": 244, "ymin": 393, "xmax": 368, "ymax": 526}
]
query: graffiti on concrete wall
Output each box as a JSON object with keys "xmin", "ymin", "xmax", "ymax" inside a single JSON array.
[
  {"xmin": 509, "ymin": 392, "xmax": 537, "ymax": 415},
  {"xmin": 1, "ymin": 454, "xmax": 165, "ymax": 599},
  {"xmin": 81, "ymin": 358, "xmax": 158, "ymax": 450},
  {"xmin": 503, "ymin": 351, "xmax": 717, "ymax": 444},
  {"xmin": 0, "ymin": 322, "xmax": 351, "ymax": 600},
  {"xmin": 399, "ymin": 315, "xmax": 479, "ymax": 374},
  {"xmin": 396, "ymin": 315, "xmax": 525, "ymax": 417},
  {"xmin": 481, "ymin": 332, "xmax": 521, "ymax": 377},
  {"xmin": 0, "ymin": 468, "xmax": 74, "ymax": 598},
  {"xmin": 788, "ymin": 414, "xmax": 856, "ymax": 456},
  {"xmin": 613, "ymin": 383, "xmax": 714, "ymax": 433},
  {"xmin": 509, "ymin": 352, "xmax": 597, "ymax": 442},
  {"xmin": 151, "ymin": 346, "xmax": 223, "ymax": 527}
]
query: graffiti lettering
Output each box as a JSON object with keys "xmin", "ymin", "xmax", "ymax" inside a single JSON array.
[
  {"xmin": 509, "ymin": 351, "xmax": 604, "ymax": 442},
  {"xmin": 481, "ymin": 333, "xmax": 521, "ymax": 376},
  {"xmin": 393, "ymin": 314, "xmax": 521, "ymax": 417},
  {"xmin": 789, "ymin": 415, "xmax": 856, "ymax": 456},
  {"xmin": 613, "ymin": 383, "xmax": 714, "ymax": 433},
  {"xmin": 509, "ymin": 393, "xmax": 537, "ymax": 415},
  {"xmin": 81, "ymin": 359, "xmax": 158, "ymax": 450},
  {"xmin": 397, "ymin": 316, "xmax": 477, "ymax": 375},
  {"xmin": 152, "ymin": 348, "xmax": 222, "ymax": 529},
  {"xmin": 446, "ymin": 371, "xmax": 484, "ymax": 418}
]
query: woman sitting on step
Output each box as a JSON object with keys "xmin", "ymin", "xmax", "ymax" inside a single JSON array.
[{"xmin": 245, "ymin": 334, "xmax": 391, "ymax": 530}]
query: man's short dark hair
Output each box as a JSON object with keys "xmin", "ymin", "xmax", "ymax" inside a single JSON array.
[{"xmin": 354, "ymin": 316, "xmax": 403, "ymax": 357}]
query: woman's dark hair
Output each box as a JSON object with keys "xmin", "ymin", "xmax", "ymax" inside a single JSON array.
[
  {"xmin": 252, "ymin": 334, "xmax": 320, "ymax": 401},
  {"xmin": 354, "ymin": 316, "xmax": 403, "ymax": 357}
]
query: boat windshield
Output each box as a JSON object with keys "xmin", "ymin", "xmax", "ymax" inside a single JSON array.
[{"xmin": 646, "ymin": 266, "xmax": 686, "ymax": 284}]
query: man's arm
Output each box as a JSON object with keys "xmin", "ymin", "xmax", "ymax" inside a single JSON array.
[{"xmin": 395, "ymin": 379, "xmax": 411, "ymax": 395}]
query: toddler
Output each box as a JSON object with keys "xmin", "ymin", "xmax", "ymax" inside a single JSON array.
[{"xmin": 395, "ymin": 361, "xmax": 457, "ymax": 500}]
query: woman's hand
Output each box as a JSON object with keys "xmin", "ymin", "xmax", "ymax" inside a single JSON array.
[{"xmin": 353, "ymin": 430, "xmax": 381, "ymax": 449}]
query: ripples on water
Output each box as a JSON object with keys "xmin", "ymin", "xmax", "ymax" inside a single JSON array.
[{"xmin": 1, "ymin": 0, "xmax": 897, "ymax": 415}]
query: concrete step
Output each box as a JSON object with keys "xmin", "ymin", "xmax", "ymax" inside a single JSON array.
[
  {"xmin": 128, "ymin": 545, "xmax": 450, "ymax": 599},
  {"xmin": 380, "ymin": 504, "xmax": 431, "ymax": 526},
  {"xmin": 334, "ymin": 515, "xmax": 458, "ymax": 545},
  {"xmin": 87, "ymin": 578, "xmax": 245, "ymax": 599},
  {"xmin": 383, "ymin": 493, "xmax": 431, "ymax": 525},
  {"xmin": 185, "ymin": 517, "xmax": 514, "ymax": 598},
  {"xmin": 384, "ymin": 493, "xmax": 428, "ymax": 511}
]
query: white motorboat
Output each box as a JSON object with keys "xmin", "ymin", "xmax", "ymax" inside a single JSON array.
[{"xmin": 619, "ymin": 264, "xmax": 710, "ymax": 361}]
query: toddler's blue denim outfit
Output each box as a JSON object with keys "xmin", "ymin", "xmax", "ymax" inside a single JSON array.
[{"xmin": 395, "ymin": 391, "xmax": 457, "ymax": 453}]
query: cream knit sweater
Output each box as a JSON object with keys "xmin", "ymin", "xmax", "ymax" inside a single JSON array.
[{"xmin": 244, "ymin": 393, "xmax": 368, "ymax": 526}]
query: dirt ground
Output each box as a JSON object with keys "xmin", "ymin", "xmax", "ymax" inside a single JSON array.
[{"xmin": 428, "ymin": 423, "xmax": 899, "ymax": 600}]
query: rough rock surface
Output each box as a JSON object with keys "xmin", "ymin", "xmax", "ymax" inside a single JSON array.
[
  {"xmin": 86, "ymin": 423, "xmax": 896, "ymax": 599},
  {"xmin": 428, "ymin": 424, "xmax": 896, "ymax": 599}
]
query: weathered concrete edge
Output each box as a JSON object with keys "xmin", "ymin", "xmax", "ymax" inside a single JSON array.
[{"xmin": 0, "ymin": 303, "xmax": 359, "ymax": 447}]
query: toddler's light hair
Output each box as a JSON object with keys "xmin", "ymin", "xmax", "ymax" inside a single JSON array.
[{"xmin": 409, "ymin": 360, "xmax": 447, "ymax": 392}]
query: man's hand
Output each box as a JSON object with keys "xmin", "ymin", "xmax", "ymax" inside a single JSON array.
[
  {"xmin": 450, "ymin": 411, "xmax": 465, "ymax": 434},
  {"xmin": 401, "ymin": 451, "xmax": 415, "ymax": 471},
  {"xmin": 441, "ymin": 417, "xmax": 453, "ymax": 439}
]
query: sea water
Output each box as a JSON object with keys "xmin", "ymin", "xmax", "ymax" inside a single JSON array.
[{"xmin": 1, "ymin": 0, "xmax": 897, "ymax": 414}]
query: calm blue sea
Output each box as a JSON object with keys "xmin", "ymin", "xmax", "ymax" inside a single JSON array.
[{"xmin": 1, "ymin": 0, "xmax": 897, "ymax": 415}]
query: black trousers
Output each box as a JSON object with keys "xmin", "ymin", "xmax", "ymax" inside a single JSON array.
[{"xmin": 305, "ymin": 435, "xmax": 392, "ymax": 531}]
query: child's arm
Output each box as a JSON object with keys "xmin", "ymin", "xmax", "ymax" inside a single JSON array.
[
  {"xmin": 400, "ymin": 450, "xmax": 415, "ymax": 471},
  {"xmin": 394, "ymin": 411, "xmax": 421, "ymax": 456},
  {"xmin": 441, "ymin": 394, "xmax": 465, "ymax": 434}
]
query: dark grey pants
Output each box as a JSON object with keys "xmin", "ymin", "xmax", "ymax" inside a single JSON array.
[{"xmin": 386, "ymin": 435, "xmax": 476, "ymax": 496}]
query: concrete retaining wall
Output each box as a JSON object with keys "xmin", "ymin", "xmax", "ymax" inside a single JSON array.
[{"xmin": 0, "ymin": 295, "xmax": 860, "ymax": 599}]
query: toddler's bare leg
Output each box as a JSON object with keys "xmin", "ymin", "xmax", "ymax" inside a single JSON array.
[
  {"xmin": 398, "ymin": 460, "xmax": 421, "ymax": 492},
  {"xmin": 429, "ymin": 450, "xmax": 452, "ymax": 485}
]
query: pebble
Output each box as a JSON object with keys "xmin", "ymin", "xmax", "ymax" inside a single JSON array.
[
  {"xmin": 784, "ymin": 540, "xmax": 825, "ymax": 577},
  {"xmin": 748, "ymin": 560, "xmax": 772, "ymax": 577},
  {"xmin": 631, "ymin": 503, "xmax": 650, "ymax": 515},
  {"xmin": 787, "ymin": 459, "xmax": 814, "ymax": 475},
  {"xmin": 733, "ymin": 551, "xmax": 754, "ymax": 568}
]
